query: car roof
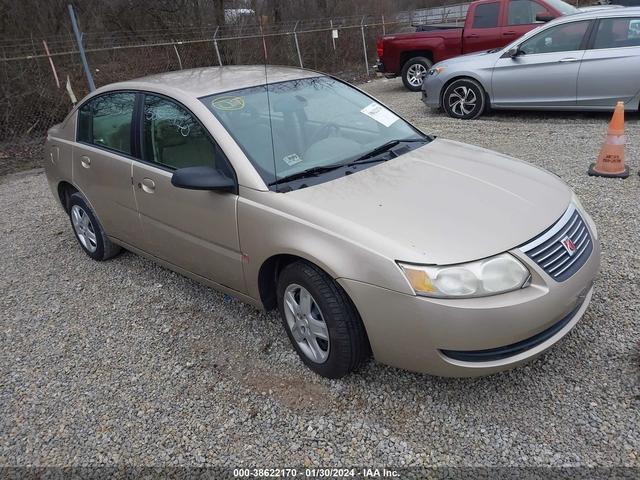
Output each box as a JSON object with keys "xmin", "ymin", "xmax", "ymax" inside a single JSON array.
[
  {"xmin": 557, "ymin": 5, "xmax": 640, "ymax": 22},
  {"xmin": 100, "ymin": 65, "xmax": 323, "ymax": 98}
]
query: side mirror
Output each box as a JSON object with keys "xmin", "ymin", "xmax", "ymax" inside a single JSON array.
[
  {"xmin": 535, "ymin": 13, "xmax": 555, "ymax": 22},
  {"xmin": 171, "ymin": 166, "xmax": 237, "ymax": 193},
  {"xmin": 507, "ymin": 46, "xmax": 521, "ymax": 58}
]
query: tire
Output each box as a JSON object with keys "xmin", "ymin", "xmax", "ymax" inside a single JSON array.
[
  {"xmin": 277, "ymin": 261, "xmax": 370, "ymax": 378},
  {"xmin": 68, "ymin": 193, "xmax": 121, "ymax": 261},
  {"xmin": 401, "ymin": 56, "xmax": 433, "ymax": 92},
  {"xmin": 442, "ymin": 78, "xmax": 486, "ymax": 120}
]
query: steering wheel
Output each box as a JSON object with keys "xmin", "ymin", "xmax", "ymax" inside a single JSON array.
[{"xmin": 308, "ymin": 122, "xmax": 341, "ymax": 146}]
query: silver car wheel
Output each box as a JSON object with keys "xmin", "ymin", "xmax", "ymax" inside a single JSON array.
[
  {"xmin": 71, "ymin": 204, "xmax": 98, "ymax": 253},
  {"xmin": 283, "ymin": 283, "xmax": 330, "ymax": 364},
  {"xmin": 407, "ymin": 64, "xmax": 427, "ymax": 88},
  {"xmin": 448, "ymin": 86, "xmax": 477, "ymax": 117}
]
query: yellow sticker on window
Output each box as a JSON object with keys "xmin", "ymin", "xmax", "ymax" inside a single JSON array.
[{"xmin": 211, "ymin": 96, "xmax": 245, "ymax": 111}]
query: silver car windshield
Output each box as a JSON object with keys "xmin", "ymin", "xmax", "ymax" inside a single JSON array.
[{"xmin": 201, "ymin": 77, "xmax": 425, "ymax": 187}]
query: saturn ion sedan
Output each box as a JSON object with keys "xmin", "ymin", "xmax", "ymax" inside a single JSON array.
[
  {"xmin": 423, "ymin": 8, "xmax": 640, "ymax": 119},
  {"xmin": 44, "ymin": 66, "xmax": 600, "ymax": 378}
]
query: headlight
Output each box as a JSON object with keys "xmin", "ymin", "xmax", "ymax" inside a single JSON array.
[
  {"xmin": 427, "ymin": 66, "xmax": 445, "ymax": 76},
  {"xmin": 398, "ymin": 253, "xmax": 530, "ymax": 298}
]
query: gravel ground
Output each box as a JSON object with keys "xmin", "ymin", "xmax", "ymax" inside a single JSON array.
[{"xmin": 1, "ymin": 77, "xmax": 639, "ymax": 470}]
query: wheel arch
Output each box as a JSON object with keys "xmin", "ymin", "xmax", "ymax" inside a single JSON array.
[
  {"xmin": 57, "ymin": 180, "xmax": 79, "ymax": 213},
  {"xmin": 399, "ymin": 50, "xmax": 434, "ymax": 69},
  {"xmin": 440, "ymin": 75, "xmax": 491, "ymax": 110},
  {"xmin": 257, "ymin": 253, "xmax": 341, "ymax": 311}
]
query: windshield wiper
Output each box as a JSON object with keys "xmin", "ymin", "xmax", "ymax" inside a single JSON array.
[
  {"xmin": 268, "ymin": 164, "xmax": 345, "ymax": 186},
  {"xmin": 268, "ymin": 137, "xmax": 429, "ymax": 187},
  {"xmin": 350, "ymin": 137, "xmax": 428, "ymax": 164}
]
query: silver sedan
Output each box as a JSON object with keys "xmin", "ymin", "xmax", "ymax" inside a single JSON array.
[{"xmin": 422, "ymin": 7, "xmax": 640, "ymax": 119}]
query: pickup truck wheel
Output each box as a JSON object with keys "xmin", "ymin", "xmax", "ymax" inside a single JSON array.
[
  {"xmin": 442, "ymin": 78, "xmax": 486, "ymax": 120},
  {"xmin": 277, "ymin": 260, "xmax": 370, "ymax": 379},
  {"xmin": 401, "ymin": 57, "xmax": 433, "ymax": 92}
]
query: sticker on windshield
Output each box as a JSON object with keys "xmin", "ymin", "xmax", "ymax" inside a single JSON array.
[
  {"xmin": 360, "ymin": 102, "xmax": 399, "ymax": 128},
  {"xmin": 211, "ymin": 96, "xmax": 245, "ymax": 111},
  {"xmin": 283, "ymin": 153, "xmax": 303, "ymax": 166}
]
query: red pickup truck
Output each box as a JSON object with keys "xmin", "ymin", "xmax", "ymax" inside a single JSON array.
[{"xmin": 376, "ymin": 0, "xmax": 577, "ymax": 90}]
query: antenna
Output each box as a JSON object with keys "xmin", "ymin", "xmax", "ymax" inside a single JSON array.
[{"xmin": 261, "ymin": 22, "xmax": 279, "ymax": 192}]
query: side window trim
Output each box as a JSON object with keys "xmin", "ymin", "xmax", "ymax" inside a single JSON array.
[
  {"xmin": 75, "ymin": 89, "xmax": 138, "ymax": 157},
  {"xmin": 518, "ymin": 20, "xmax": 593, "ymax": 56},
  {"xmin": 136, "ymin": 92, "xmax": 238, "ymax": 184},
  {"xmin": 584, "ymin": 18, "xmax": 601, "ymax": 50}
]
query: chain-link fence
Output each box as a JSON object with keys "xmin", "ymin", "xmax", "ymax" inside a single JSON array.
[{"xmin": 0, "ymin": 3, "xmax": 469, "ymax": 155}]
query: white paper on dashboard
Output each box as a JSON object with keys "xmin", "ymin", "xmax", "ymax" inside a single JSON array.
[{"xmin": 360, "ymin": 102, "xmax": 399, "ymax": 128}]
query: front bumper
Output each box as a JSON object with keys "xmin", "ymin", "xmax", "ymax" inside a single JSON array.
[
  {"xmin": 338, "ymin": 223, "xmax": 600, "ymax": 377},
  {"xmin": 421, "ymin": 75, "xmax": 445, "ymax": 109}
]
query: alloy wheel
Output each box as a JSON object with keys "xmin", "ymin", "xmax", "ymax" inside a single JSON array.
[
  {"xmin": 283, "ymin": 283, "xmax": 330, "ymax": 363},
  {"xmin": 448, "ymin": 86, "xmax": 478, "ymax": 117},
  {"xmin": 71, "ymin": 204, "xmax": 98, "ymax": 253},
  {"xmin": 406, "ymin": 63, "xmax": 427, "ymax": 88}
]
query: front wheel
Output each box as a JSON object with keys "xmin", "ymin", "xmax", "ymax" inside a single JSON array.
[
  {"xmin": 442, "ymin": 78, "xmax": 487, "ymax": 120},
  {"xmin": 401, "ymin": 56, "xmax": 433, "ymax": 92},
  {"xmin": 277, "ymin": 261, "xmax": 370, "ymax": 378}
]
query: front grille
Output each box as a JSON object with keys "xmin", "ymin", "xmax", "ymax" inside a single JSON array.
[{"xmin": 520, "ymin": 205, "xmax": 592, "ymax": 282}]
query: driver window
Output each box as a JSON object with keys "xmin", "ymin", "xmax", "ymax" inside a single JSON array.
[
  {"xmin": 142, "ymin": 94, "xmax": 231, "ymax": 176},
  {"xmin": 508, "ymin": 0, "xmax": 547, "ymax": 26},
  {"xmin": 519, "ymin": 21, "xmax": 590, "ymax": 54}
]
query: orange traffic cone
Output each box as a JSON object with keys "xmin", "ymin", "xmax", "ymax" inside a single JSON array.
[{"xmin": 588, "ymin": 101, "xmax": 629, "ymax": 178}]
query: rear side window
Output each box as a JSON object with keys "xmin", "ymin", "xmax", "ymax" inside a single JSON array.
[
  {"xmin": 508, "ymin": 0, "xmax": 548, "ymax": 25},
  {"xmin": 593, "ymin": 17, "xmax": 640, "ymax": 49},
  {"xmin": 472, "ymin": 3, "xmax": 500, "ymax": 28},
  {"xmin": 142, "ymin": 94, "xmax": 233, "ymax": 175},
  {"xmin": 77, "ymin": 92, "xmax": 135, "ymax": 154}
]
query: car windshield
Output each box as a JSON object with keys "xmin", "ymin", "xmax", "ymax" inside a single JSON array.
[
  {"xmin": 545, "ymin": 0, "xmax": 578, "ymax": 15},
  {"xmin": 201, "ymin": 76, "xmax": 427, "ymax": 188}
]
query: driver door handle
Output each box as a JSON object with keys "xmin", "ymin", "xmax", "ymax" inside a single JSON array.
[
  {"xmin": 503, "ymin": 31, "xmax": 517, "ymax": 36},
  {"xmin": 138, "ymin": 178, "xmax": 156, "ymax": 194},
  {"xmin": 559, "ymin": 57, "xmax": 579, "ymax": 63}
]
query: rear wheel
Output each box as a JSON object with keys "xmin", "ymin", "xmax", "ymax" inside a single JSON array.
[
  {"xmin": 401, "ymin": 56, "xmax": 433, "ymax": 92},
  {"xmin": 442, "ymin": 78, "xmax": 486, "ymax": 120},
  {"xmin": 68, "ymin": 193, "xmax": 121, "ymax": 261},
  {"xmin": 277, "ymin": 261, "xmax": 370, "ymax": 378}
]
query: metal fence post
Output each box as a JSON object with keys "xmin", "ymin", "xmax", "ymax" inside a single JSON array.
[
  {"xmin": 330, "ymin": 20, "xmax": 336, "ymax": 51},
  {"xmin": 293, "ymin": 21, "xmax": 303, "ymax": 68},
  {"xmin": 213, "ymin": 26, "xmax": 222, "ymax": 66},
  {"xmin": 381, "ymin": 14, "xmax": 386, "ymax": 36},
  {"xmin": 67, "ymin": 4, "xmax": 95, "ymax": 91},
  {"xmin": 173, "ymin": 42, "xmax": 183, "ymax": 69},
  {"xmin": 360, "ymin": 17, "xmax": 369, "ymax": 76},
  {"xmin": 42, "ymin": 40, "xmax": 61, "ymax": 88}
]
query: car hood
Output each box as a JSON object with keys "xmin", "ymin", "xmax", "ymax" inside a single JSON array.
[
  {"xmin": 435, "ymin": 49, "xmax": 502, "ymax": 68},
  {"xmin": 283, "ymin": 138, "xmax": 571, "ymax": 265}
]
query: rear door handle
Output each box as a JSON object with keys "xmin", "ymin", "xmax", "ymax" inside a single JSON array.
[
  {"xmin": 80, "ymin": 155, "xmax": 91, "ymax": 169},
  {"xmin": 502, "ymin": 31, "xmax": 517, "ymax": 36},
  {"xmin": 559, "ymin": 57, "xmax": 579, "ymax": 63},
  {"xmin": 138, "ymin": 178, "xmax": 156, "ymax": 194},
  {"xmin": 467, "ymin": 34, "xmax": 479, "ymax": 38}
]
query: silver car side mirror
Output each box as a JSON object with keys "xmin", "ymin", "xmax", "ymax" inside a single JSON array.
[{"xmin": 508, "ymin": 47, "xmax": 520, "ymax": 58}]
